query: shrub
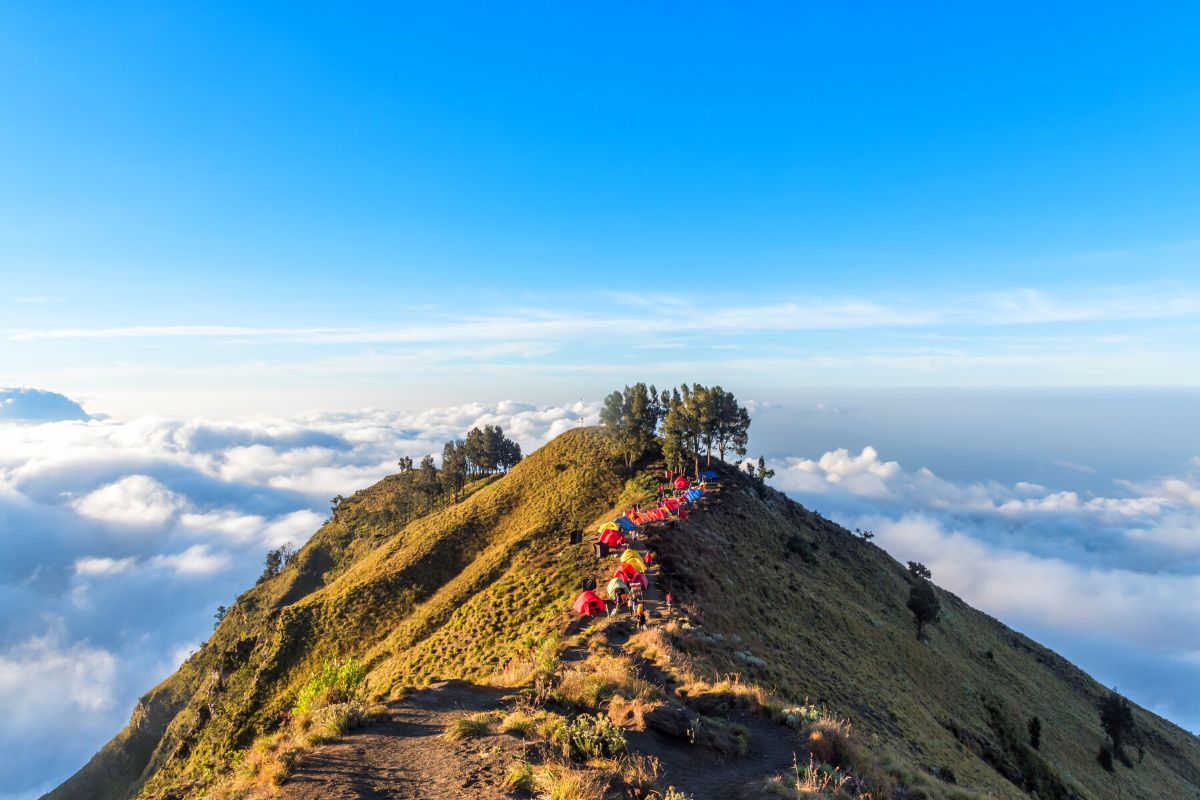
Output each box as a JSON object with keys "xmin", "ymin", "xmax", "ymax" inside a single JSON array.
[
  {"xmin": 444, "ymin": 712, "xmax": 493, "ymax": 741},
  {"xmin": 566, "ymin": 713, "xmax": 627, "ymax": 760},
  {"xmin": 1097, "ymin": 743, "xmax": 1115, "ymax": 772},
  {"xmin": 292, "ymin": 658, "xmax": 368, "ymax": 715},
  {"xmin": 804, "ymin": 715, "xmax": 856, "ymax": 771},
  {"xmin": 775, "ymin": 703, "xmax": 823, "ymax": 730}
]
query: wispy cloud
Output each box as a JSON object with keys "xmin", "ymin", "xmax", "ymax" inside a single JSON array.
[{"xmin": 8, "ymin": 286, "xmax": 1199, "ymax": 344}]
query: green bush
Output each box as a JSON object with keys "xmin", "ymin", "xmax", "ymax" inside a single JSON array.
[
  {"xmin": 565, "ymin": 713, "xmax": 627, "ymax": 760},
  {"xmin": 292, "ymin": 658, "xmax": 368, "ymax": 715}
]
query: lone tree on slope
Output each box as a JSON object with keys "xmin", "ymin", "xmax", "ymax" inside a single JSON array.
[
  {"xmin": 906, "ymin": 578, "xmax": 941, "ymax": 640},
  {"xmin": 1099, "ymin": 689, "xmax": 1135, "ymax": 757}
]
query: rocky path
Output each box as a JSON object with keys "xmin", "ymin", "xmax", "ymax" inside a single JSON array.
[{"xmin": 280, "ymin": 681, "xmax": 522, "ymax": 800}]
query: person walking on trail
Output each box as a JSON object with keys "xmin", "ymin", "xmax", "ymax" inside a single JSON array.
[
  {"xmin": 656, "ymin": 483, "xmax": 664, "ymax": 502},
  {"xmin": 645, "ymin": 551, "xmax": 655, "ymax": 567},
  {"xmin": 665, "ymin": 592, "xmax": 674, "ymax": 614},
  {"xmin": 636, "ymin": 601, "xmax": 647, "ymax": 630}
]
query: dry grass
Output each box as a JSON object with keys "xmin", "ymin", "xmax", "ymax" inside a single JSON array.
[
  {"xmin": 619, "ymin": 753, "xmax": 661, "ymax": 796},
  {"xmin": 531, "ymin": 763, "xmax": 609, "ymax": 800},
  {"xmin": 804, "ymin": 715, "xmax": 857, "ymax": 771},
  {"xmin": 504, "ymin": 759, "xmax": 535, "ymax": 792},
  {"xmin": 553, "ymin": 652, "xmax": 658, "ymax": 710},
  {"xmin": 443, "ymin": 711, "xmax": 494, "ymax": 741}
]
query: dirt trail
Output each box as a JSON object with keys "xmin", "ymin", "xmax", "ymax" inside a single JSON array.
[
  {"xmin": 596, "ymin": 506, "xmax": 804, "ymax": 799},
  {"xmin": 280, "ymin": 681, "xmax": 523, "ymax": 800}
]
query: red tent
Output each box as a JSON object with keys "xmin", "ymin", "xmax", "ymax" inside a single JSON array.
[
  {"xmin": 614, "ymin": 562, "xmax": 640, "ymax": 583},
  {"xmin": 627, "ymin": 570, "xmax": 649, "ymax": 589},
  {"xmin": 662, "ymin": 498, "xmax": 681, "ymax": 512},
  {"xmin": 674, "ymin": 476, "xmax": 689, "ymax": 490},
  {"xmin": 572, "ymin": 590, "xmax": 606, "ymax": 617},
  {"xmin": 598, "ymin": 529, "xmax": 626, "ymax": 549}
]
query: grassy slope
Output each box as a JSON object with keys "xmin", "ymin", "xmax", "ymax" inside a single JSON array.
[
  {"xmin": 46, "ymin": 429, "xmax": 1200, "ymax": 799},
  {"xmin": 46, "ymin": 428, "xmax": 625, "ymax": 800},
  {"xmin": 650, "ymin": 473, "xmax": 1200, "ymax": 799}
]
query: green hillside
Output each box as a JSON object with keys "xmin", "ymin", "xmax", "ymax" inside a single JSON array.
[{"xmin": 45, "ymin": 427, "xmax": 1200, "ymax": 800}]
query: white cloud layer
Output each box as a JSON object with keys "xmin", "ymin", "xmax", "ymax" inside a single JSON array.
[
  {"xmin": 0, "ymin": 398, "xmax": 599, "ymax": 797},
  {"xmin": 765, "ymin": 445, "xmax": 1200, "ymax": 732}
]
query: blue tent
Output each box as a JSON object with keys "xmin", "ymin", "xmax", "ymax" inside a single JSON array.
[
  {"xmin": 615, "ymin": 516, "xmax": 642, "ymax": 533},
  {"xmin": 685, "ymin": 489, "xmax": 703, "ymax": 502},
  {"xmin": 700, "ymin": 470, "xmax": 719, "ymax": 481}
]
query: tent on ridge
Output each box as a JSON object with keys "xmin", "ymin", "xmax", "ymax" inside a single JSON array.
[
  {"xmin": 598, "ymin": 521, "xmax": 621, "ymax": 534},
  {"xmin": 626, "ymin": 570, "xmax": 648, "ymax": 589},
  {"xmin": 614, "ymin": 562, "xmax": 640, "ymax": 583},
  {"xmin": 572, "ymin": 590, "xmax": 606, "ymax": 617},
  {"xmin": 620, "ymin": 551, "xmax": 646, "ymax": 572},
  {"xmin": 606, "ymin": 576, "xmax": 629, "ymax": 597},
  {"xmin": 615, "ymin": 516, "xmax": 642, "ymax": 533},
  {"xmin": 598, "ymin": 529, "xmax": 626, "ymax": 549},
  {"xmin": 662, "ymin": 498, "xmax": 681, "ymax": 512},
  {"xmin": 700, "ymin": 470, "xmax": 719, "ymax": 481},
  {"xmin": 674, "ymin": 475, "xmax": 689, "ymax": 490}
]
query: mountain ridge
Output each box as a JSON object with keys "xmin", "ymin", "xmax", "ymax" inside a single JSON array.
[{"xmin": 46, "ymin": 427, "xmax": 1200, "ymax": 799}]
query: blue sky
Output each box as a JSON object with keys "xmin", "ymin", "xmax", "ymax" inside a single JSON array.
[
  {"xmin": 3, "ymin": 2, "xmax": 1200, "ymax": 418},
  {"xmin": 2, "ymin": 4, "xmax": 1200, "ymax": 795}
]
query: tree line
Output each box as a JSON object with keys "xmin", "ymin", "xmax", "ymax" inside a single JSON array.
[{"xmin": 600, "ymin": 382, "xmax": 751, "ymax": 475}]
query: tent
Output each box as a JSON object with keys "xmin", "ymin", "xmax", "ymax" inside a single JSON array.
[
  {"xmin": 614, "ymin": 562, "xmax": 640, "ymax": 583},
  {"xmin": 627, "ymin": 570, "xmax": 649, "ymax": 590},
  {"xmin": 606, "ymin": 576, "xmax": 629, "ymax": 597},
  {"xmin": 598, "ymin": 529, "xmax": 626, "ymax": 549},
  {"xmin": 615, "ymin": 516, "xmax": 642, "ymax": 533},
  {"xmin": 662, "ymin": 498, "xmax": 681, "ymax": 512},
  {"xmin": 572, "ymin": 590, "xmax": 606, "ymax": 617},
  {"xmin": 598, "ymin": 521, "xmax": 621, "ymax": 534},
  {"xmin": 700, "ymin": 470, "xmax": 719, "ymax": 481},
  {"xmin": 674, "ymin": 475, "xmax": 689, "ymax": 490},
  {"xmin": 620, "ymin": 550, "xmax": 646, "ymax": 572}
]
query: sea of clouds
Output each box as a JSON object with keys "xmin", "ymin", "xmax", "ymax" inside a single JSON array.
[{"xmin": 1, "ymin": 389, "xmax": 1197, "ymax": 797}]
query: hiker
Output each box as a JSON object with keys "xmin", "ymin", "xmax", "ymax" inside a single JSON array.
[
  {"xmin": 636, "ymin": 601, "xmax": 647, "ymax": 630},
  {"xmin": 656, "ymin": 483, "xmax": 664, "ymax": 502},
  {"xmin": 665, "ymin": 591, "xmax": 674, "ymax": 614},
  {"xmin": 644, "ymin": 551, "xmax": 654, "ymax": 567}
]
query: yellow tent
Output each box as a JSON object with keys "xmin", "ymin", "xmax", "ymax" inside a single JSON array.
[
  {"xmin": 619, "ymin": 550, "xmax": 646, "ymax": 572},
  {"xmin": 598, "ymin": 521, "xmax": 621, "ymax": 534}
]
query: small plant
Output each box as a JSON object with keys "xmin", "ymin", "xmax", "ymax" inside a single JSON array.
[
  {"xmin": 504, "ymin": 760, "xmax": 535, "ymax": 792},
  {"xmin": 1028, "ymin": 715, "xmax": 1042, "ymax": 750},
  {"xmin": 501, "ymin": 710, "xmax": 538, "ymax": 737},
  {"xmin": 804, "ymin": 714, "xmax": 857, "ymax": 770},
  {"xmin": 292, "ymin": 658, "xmax": 368, "ymax": 715},
  {"xmin": 1097, "ymin": 742, "xmax": 1115, "ymax": 772},
  {"xmin": 444, "ymin": 712, "xmax": 493, "ymax": 741},
  {"xmin": 565, "ymin": 713, "xmax": 627, "ymax": 760},
  {"xmin": 619, "ymin": 753, "xmax": 660, "ymax": 796},
  {"xmin": 660, "ymin": 789, "xmax": 693, "ymax": 800}
]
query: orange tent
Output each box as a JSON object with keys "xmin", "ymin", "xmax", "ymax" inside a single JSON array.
[{"xmin": 572, "ymin": 590, "xmax": 606, "ymax": 616}]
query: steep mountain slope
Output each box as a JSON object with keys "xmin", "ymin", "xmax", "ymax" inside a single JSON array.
[
  {"xmin": 646, "ymin": 478, "xmax": 1200, "ymax": 799},
  {"xmin": 47, "ymin": 428, "xmax": 1200, "ymax": 799}
]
